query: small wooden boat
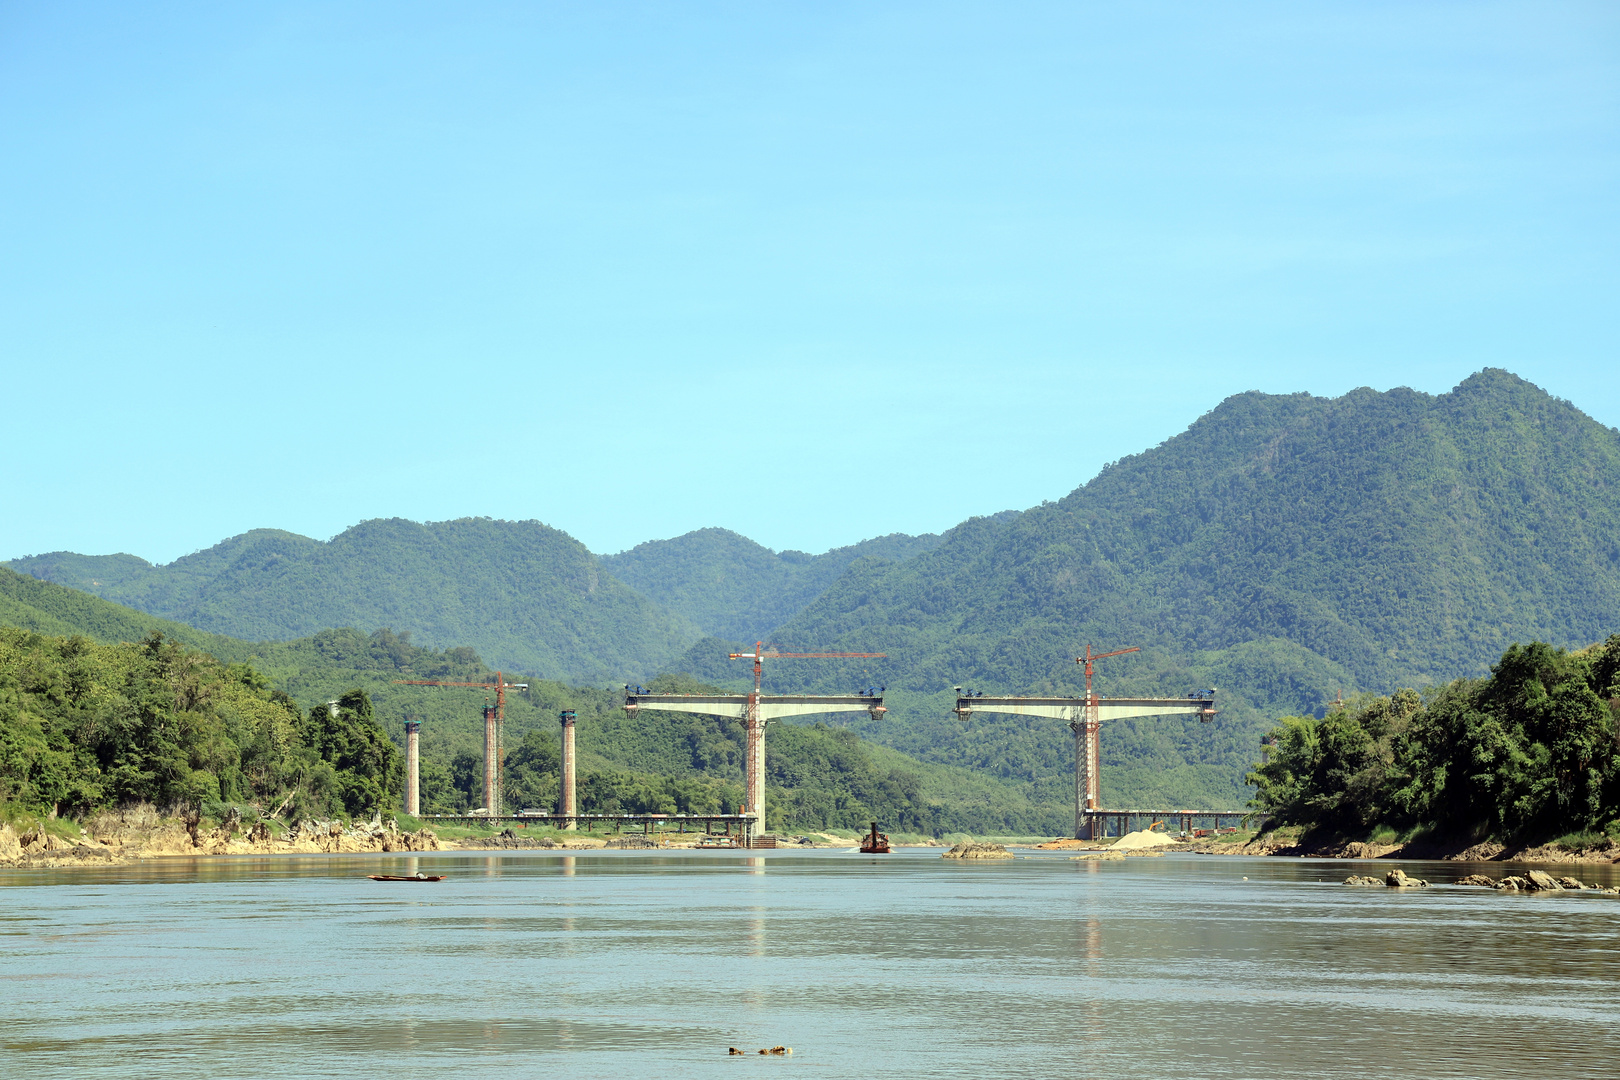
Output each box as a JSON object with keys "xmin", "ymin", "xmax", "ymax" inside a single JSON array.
[
  {"xmin": 859, "ymin": 821, "xmax": 890, "ymax": 854},
  {"xmin": 368, "ymin": 873, "xmax": 445, "ymax": 882}
]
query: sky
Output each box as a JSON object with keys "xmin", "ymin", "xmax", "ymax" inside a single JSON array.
[{"xmin": 2, "ymin": 2, "xmax": 1616, "ymax": 564}]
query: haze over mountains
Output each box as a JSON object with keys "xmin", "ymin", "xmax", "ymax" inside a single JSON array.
[{"xmin": 9, "ymin": 369, "xmax": 1618, "ymax": 809}]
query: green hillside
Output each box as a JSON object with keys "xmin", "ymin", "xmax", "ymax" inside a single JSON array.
[
  {"xmin": 688, "ymin": 370, "xmax": 1620, "ymax": 806},
  {"xmin": 9, "ymin": 518, "xmax": 703, "ymax": 683},
  {"xmin": 601, "ymin": 528, "xmax": 942, "ymax": 642},
  {"xmin": 0, "ymin": 573, "xmax": 1058, "ymax": 832},
  {"xmin": 0, "ymin": 565, "xmax": 254, "ymax": 661}
]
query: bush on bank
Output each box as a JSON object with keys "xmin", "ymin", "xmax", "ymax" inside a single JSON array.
[
  {"xmin": 1249, "ymin": 635, "xmax": 1620, "ymax": 844},
  {"xmin": 0, "ymin": 628, "xmax": 400, "ymax": 822}
]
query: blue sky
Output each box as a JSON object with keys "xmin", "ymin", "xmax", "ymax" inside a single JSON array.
[{"xmin": 2, "ymin": 2, "xmax": 1616, "ymax": 563}]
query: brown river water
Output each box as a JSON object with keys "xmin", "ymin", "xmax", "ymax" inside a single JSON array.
[{"xmin": 3, "ymin": 850, "xmax": 1618, "ymax": 1079}]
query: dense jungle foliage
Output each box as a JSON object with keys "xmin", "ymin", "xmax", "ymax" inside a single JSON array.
[
  {"xmin": 0, "ymin": 628, "xmax": 401, "ymax": 821},
  {"xmin": 1248, "ymin": 636, "xmax": 1620, "ymax": 842}
]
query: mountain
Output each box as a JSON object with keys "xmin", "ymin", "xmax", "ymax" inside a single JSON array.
[
  {"xmin": 678, "ymin": 370, "xmax": 1620, "ymax": 806},
  {"xmin": 8, "ymin": 518, "xmax": 703, "ymax": 683},
  {"xmin": 10, "ymin": 368, "xmax": 1616, "ymax": 815},
  {"xmin": 600, "ymin": 527, "xmax": 944, "ymax": 642}
]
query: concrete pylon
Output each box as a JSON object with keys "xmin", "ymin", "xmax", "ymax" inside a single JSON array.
[
  {"xmin": 482, "ymin": 704, "xmax": 499, "ymax": 813},
  {"xmin": 558, "ymin": 710, "xmax": 577, "ymax": 829},
  {"xmin": 744, "ymin": 705, "xmax": 765, "ymax": 829},
  {"xmin": 404, "ymin": 720, "xmax": 421, "ymax": 817},
  {"xmin": 1069, "ymin": 710, "xmax": 1101, "ymax": 840}
]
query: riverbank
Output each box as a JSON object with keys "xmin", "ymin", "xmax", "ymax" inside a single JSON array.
[
  {"xmin": 0, "ymin": 808, "xmax": 639, "ymax": 869},
  {"xmin": 0, "ymin": 811, "xmax": 936, "ymax": 868},
  {"xmin": 1190, "ymin": 827, "xmax": 1620, "ymax": 865}
]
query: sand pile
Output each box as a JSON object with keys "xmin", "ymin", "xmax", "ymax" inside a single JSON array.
[{"xmin": 1110, "ymin": 829, "xmax": 1178, "ymax": 851}]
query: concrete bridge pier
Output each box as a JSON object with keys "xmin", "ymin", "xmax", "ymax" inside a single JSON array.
[
  {"xmin": 404, "ymin": 720, "xmax": 421, "ymax": 817},
  {"xmin": 559, "ymin": 710, "xmax": 577, "ymax": 829}
]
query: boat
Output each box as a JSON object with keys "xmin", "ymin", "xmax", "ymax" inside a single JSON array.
[
  {"xmin": 859, "ymin": 821, "xmax": 890, "ymax": 854},
  {"xmin": 368, "ymin": 873, "xmax": 445, "ymax": 881}
]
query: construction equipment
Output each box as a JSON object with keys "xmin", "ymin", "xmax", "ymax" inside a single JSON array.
[
  {"xmin": 954, "ymin": 646, "xmax": 1215, "ymax": 839},
  {"xmin": 393, "ymin": 672, "xmax": 529, "ymax": 814},
  {"xmin": 623, "ymin": 642, "xmax": 886, "ymax": 832}
]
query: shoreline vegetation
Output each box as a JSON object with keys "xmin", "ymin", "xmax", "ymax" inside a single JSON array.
[{"xmin": 1243, "ymin": 635, "xmax": 1620, "ymax": 862}]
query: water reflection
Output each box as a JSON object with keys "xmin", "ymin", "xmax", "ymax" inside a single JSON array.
[{"xmin": 4, "ymin": 852, "xmax": 1618, "ymax": 1080}]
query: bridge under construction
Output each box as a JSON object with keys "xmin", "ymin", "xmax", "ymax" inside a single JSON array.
[
  {"xmin": 393, "ymin": 644, "xmax": 1248, "ymax": 840},
  {"xmin": 955, "ymin": 646, "xmax": 1226, "ymax": 839},
  {"xmin": 622, "ymin": 642, "xmax": 887, "ymax": 829}
]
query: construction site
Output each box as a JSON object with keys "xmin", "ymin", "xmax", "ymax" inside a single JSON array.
[{"xmin": 391, "ymin": 642, "xmax": 1251, "ymax": 845}]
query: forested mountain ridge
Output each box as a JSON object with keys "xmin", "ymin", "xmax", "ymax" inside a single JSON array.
[
  {"xmin": 691, "ymin": 371, "xmax": 1620, "ymax": 805},
  {"xmin": 769, "ymin": 369, "xmax": 1620, "ymax": 693},
  {"xmin": 8, "ymin": 369, "xmax": 1615, "ymax": 816},
  {"xmin": 600, "ymin": 527, "xmax": 944, "ymax": 642},
  {"xmin": 8, "ymin": 518, "xmax": 705, "ymax": 683}
]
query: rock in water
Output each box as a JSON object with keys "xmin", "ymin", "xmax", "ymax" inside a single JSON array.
[
  {"xmin": 1456, "ymin": 874, "xmax": 1494, "ymax": 887},
  {"xmin": 1525, "ymin": 870, "xmax": 1564, "ymax": 892},
  {"xmin": 1385, "ymin": 869, "xmax": 1428, "ymax": 887},
  {"xmin": 1344, "ymin": 875, "xmax": 1383, "ymax": 886},
  {"xmin": 1556, "ymin": 876, "xmax": 1586, "ymax": 890},
  {"xmin": 1494, "ymin": 876, "xmax": 1528, "ymax": 892},
  {"xmin": 1071, "ymin": 851, "xmax": 1125, "ymax": 861},
  {"xmin": 942, "ymin": 843, "xmax": 1014, "ymax": 860}
]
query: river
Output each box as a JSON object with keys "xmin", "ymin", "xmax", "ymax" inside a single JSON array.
[{"xmin": 4, "ymin": 850, "xmax": 1618, "ymax": 1078}]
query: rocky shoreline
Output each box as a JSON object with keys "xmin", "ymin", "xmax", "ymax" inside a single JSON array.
[
  {"xmin": 0, "ymin": 809, "xmax": 634, "ymax": 869},
  {"xmin": 0, "ymin": 813, "xmax": 874, "ymax": 868},
  {"xmin": 1191, "ymin": 834, "xmax": 1620, "ymax": 865},
  {"xmin": 1344, "ymin": 867, "xmax": 1619, "ymax": 893}
]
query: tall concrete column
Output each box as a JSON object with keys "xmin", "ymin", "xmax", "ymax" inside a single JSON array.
[
  {"xmin": 744, "ymin": 701, "xmax": 766, "ymax": 832},
  {"xmin": 558, "ymin": 710, "xmax": 577, "ymax": 830},
  {"xmin": 404, "ymin": 720, "xmax": 421, "ymax": 817},
  {"xmin": 482, "ymin": 704, "xmax": 498, "ymax": 813},
  {"xmin": 1069, "ymin": 717, "xmax": 1084, "ymax": 839},
  {"xmin": 1086, "ymin": 718, "xmax": 1102, "ymax": 808}
]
